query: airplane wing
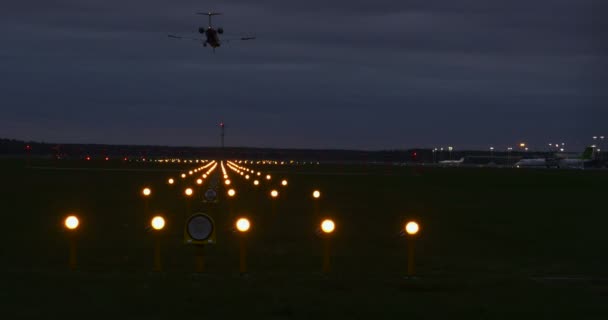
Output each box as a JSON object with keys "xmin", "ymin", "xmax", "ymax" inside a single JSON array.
[
  {"xmin": 168, "ymin": 34, "xmax": 203, "ymax": 42},
  {"xmin": 223, "ymin": 36, "xmax": 256, "ymax": 43}
]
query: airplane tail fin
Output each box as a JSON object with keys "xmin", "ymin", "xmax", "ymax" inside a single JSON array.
[{"xmin": 581, "ymin": 146, "xmax": 594, "ymax": 160}]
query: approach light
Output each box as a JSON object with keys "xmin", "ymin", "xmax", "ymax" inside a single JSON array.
[
  {"xmin": 196, "ymin": 179, "xmax": 203, "ymax": 185},
  {"xmin": 142, "ymin": 188, "xmax": 151, "ymax": 197},
  {"xmin": 181, "ymin": 173, "xmax": 186, "ymax": 178},
  {"xmin": 64, "ymin": 216, "xmax": 79, "ymax": 230},
  {"xmin": 405, "ymin": 221, "xmax": 420, "ymax": 235},
  {"xmin": 236, "ymin": 218, "xmax": 250, "ymax": 233},
  {"xmin": 266, "ymin": 174, "xmax": 271, "ymax": 180},
  {"xmin": 151, "ymin": 216, "xmax": 166, "ymax": 231},
  {"xmin": 313, "ymin": 190, "xmax": 321, "ymax": 199},
  {"xmin": 253, "ymin": 180, "xmax": 259, "ymax": 186},
  {"xmin": 227, "ymin": 189, "xmax": 236, "ymax": 197},
  {"xmin": 203, "ymin": 174, "xmax": 207, "ymax": 179},
  {"xmin": 225, "ymin": 179, "xmax": 231, "ymax": 185},
  {"xmin": 168, "ymin": 178, "xmax": 174, "ymax": 185},
  {"xmin": 257, "ymin": 172, "xmax": 261, "ymax": 176},
  {"xmin": 281, "ymin": 179, "xmax": 288, "ymax": 186},
  {"xmin": 321, "ymin": 219, "xmax": 335, "ymax": 234},
  {"xmin": 245, "ymin": 175, "xmax": 250, "ymax": 179},
  {"xmin": 270, "ymin": 190, "xmax": 279, "ymax": 198},
  {"xmin": 185, "ymin": 188, "xmax": 193, "ymax": 196}
]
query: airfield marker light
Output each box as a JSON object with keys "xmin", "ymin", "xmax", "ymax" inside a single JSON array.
[
  {"xmin": 203, "ymin": 174, "xmax": 207, "ymax": 179},
  {"xmin": 189, "ymin": 171, "xmax": 193, "ymax": 175},
  {"xmin": 245, "ymin": 175, "xmax": 250, "ymax": 180},
  {"xmin": 253, "ymin": 180, "xmax": 259, "ymax": 186},
  {"xmin": 196, "ymin": 178, "xmax": 203, "ymax": 185},
  {"xmin": 257, "ymin": 172, "xmax": 261, "ymax": 176},
  {"xmin": 142, "ymin": 188, "xmax": 152, "ymax": 197},
  {"xmin": 266, "ymin": 174, "xmax": 271, "ymax": 180},
  {"xmin": 181, "ymin": 173, "xmax": 186, "ymax": 179},
  {"xmin": 404, "ymin": 221, "xmax": 420, "ymax": 277},
  {"xmin": 151, "ymin": 216, "xmax": 166, "ymax": 231},
  {"xmin": 313, "ymin": 190, "xmax": 321, "ymax": 199},
  {"xmin": 64, "ymin": 215, "xmax": 79, "ymax": 230},
  {"xmin": 236, "ymin": 218, "xmax": 250, "ymax": 233},
  {"xmin": 150, "ymin": 216, "xmax": 165, "ymax": 272},
  {"xmin": 270, "ymin": 190, "xmax": 279, "ymax": 198},
  {"xmin": 281, "ymin": 179, "xmax": 288, "ymax": 186},
  {"xmin": 320, "ymin": 219, "xmax": 335, "ymax": 273},
  {"xmin": 168, "ymin": 178, "xmax": 175, "ymax": 185},
  {"xmin": 225, "ymin": 179, "xmax": 231, "ymax": 185},
  {"xmin": 227, "ymin": 189, "xmax": 236, "ymax": 197},
  {"xmin": 64, "ymin": 215, "xmax": 79, "ymax": 270},
  {"xmin": 185, "ymin": 188, "xmax": 193, "ymax": 197}
]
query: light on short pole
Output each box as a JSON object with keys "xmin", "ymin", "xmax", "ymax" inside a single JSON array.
[
  {"xmin": 236, "ymin": 217, "xmax": 250, "ymax": 274},
  {"xmin": 150, "ymin": 216, "xmax": 165, "ymax": 272},
  {"xmin": 64, "ymin": 215, "xmax": 79, "ymax": 270},
  {"xmin": 313, "ymin": 190, "xmax": 321, "ymax": 199},
  {"xmin": 320, "ymin": 219, "xmax": 335, "ymax": 274},
  {"xmin": 404, "ymin": 221, "xmax": 420, "ymax": 277}
]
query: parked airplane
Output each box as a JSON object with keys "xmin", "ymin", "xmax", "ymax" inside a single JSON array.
[
  {"xmin": 439, "ymin": 157, "xmax": 465, "ymax": 166},
  {"xmin": 515, "ymin": 147, "xmax": 596, "ymax": 169}
]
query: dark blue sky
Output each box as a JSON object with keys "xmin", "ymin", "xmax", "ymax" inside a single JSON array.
[{"xmin": 1, "ymin": 0, "xmax": 606, "ymax": 150}]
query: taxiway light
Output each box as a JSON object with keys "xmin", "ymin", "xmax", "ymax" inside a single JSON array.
[
  {"xmin": 64, "ymin": 216, "xmax": 79, "ymax": 230},
  {"xmin": 142, "ymin": 188, "xmax": 151, "ymax": 197},
  {"xmin": 151, "ymin": 216, "xmax": 165, "ymax": 231},
  {"xmin": 236, "ymin": 218, "xmax": 250, "ymax": 232},
  {"xmin": 405, "ymin": 221, "xmax": 420, "ymax": 235},
  {"xmin": 321, "ymin": 219, "xmax": 335, "ymax": 234}
]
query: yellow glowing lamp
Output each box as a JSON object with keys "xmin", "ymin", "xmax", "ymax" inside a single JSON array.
[
  {"xmin": 181, "ymin": 173, "xmax": 186, "ymax": 178},
  {"xmin": 266, "ymin": 174, "xmax": 271, "ymax": 180},
  {"xmin": 405, "ymin": 221, "xmax": 420, "ymax": 236},
  {"xmin": 196, "ymin": 178, "xmax": 203, "ymax": 185},
  {"xmin": 151, "ymin": 216, "xmax": 166, "ymax": 231},
  {"xmin": 270, "ymin": 190, "xmax": 279, "ymax": 198},
  {"xmin": 236, "ymin": 218, "xmax": 251, "ymax": 233},
  {"xmin": 225, "ymin": 179, "xmax": 231, "ymax": 185},
  {"xmin": 142, "ymin": 187, "xmax": 151, "ymax": 197},
  {"xmin": 64, "ymin": 215, "xmax": 79, "ymax": 230},
  {"xmin": 321, "ymin": 219, "xmax": 335, "ymax": 234},
  {"xmin": 313, "ymin": 190, "xmax": 321, "ymax": 199},
  {"xmin": 203, "ymin": 174, "xmax": 207, "ymax": 179},
  {"xmin": 245, "ymin": 175, "xmax": 250, "ymax": 179},
  {"xmin": 281, "ymin": 179, "xmax": 288, "ymax": 186},
  {"xmin": 185, "ymin": 188, "xmax": 194, "ymax": 197},
  {"xmin": 257, "ymin": 172, "xmax": 261, "ymax": 176},
  {"xmin": 168, "ymin": 178, "xmax": 174, "ymax": 185},
  {"xmin": 253, "ymin": 180, "xmax": 259, "ymax": 186},
  {"xmin": 189, "ymin": 171, "xmax": 193, "ymax": 175},
  {"xmin": 227, "ymin": 189, "xmax": 236, "ymax": 197}
]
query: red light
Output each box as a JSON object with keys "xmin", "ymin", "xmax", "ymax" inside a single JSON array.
[
  {"xmin": 85, "ymin": 156, "xmax": 91, "ymax": 161},
  {"xmin": 25, "ymin": 145, "xmax": 31, "ymax": 151},
  {"xmin": 105, "ymin": 157, "xmax": 109, "ymax": 161},
  {"xmin": 123, "ymin": 157, "xmax": 128, "ymax": 161}
]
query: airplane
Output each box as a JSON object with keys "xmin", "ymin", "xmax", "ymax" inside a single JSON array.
[
  {"xmin": 438, "ymin": 157, "xmax": 465, "ymax": 166},
  {"xmin": 168, "ymin": 12, "xmax": 255, "ymax": 52},
  {"xmin": 515, "ymin": 146, "xmax": 597, "ymax": 169}
]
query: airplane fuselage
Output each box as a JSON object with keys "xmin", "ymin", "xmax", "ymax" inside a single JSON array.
[{"xmin": 204, "ymin": 28, "xmax": 220, "ymax": 48}]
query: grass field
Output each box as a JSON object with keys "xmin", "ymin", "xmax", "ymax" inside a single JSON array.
[{"xmin": 2, "ymin": 159, "xmax": 608, "ymax": 318}]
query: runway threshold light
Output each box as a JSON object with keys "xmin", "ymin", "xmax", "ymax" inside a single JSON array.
[
  {"xmin": 151, "ymin": 216, "xmax": 166, "ymax": 231},
  {"xmin": 64, "ymin": 216, "xmax": 79, "ymax": 230},
  {"xmin": 321, "ymin": 219, "xmax": 335, "ymax": 234},
  {"xmin": 405, "ymin": 221, "xmax": 419, "ymax": 236},
  {"xmin": 236, "ymin": 218, "xmax": 250, "ymax": 233}
]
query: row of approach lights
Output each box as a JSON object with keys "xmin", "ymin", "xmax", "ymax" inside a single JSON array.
[
  {"xmin": 143, "ymin": 186, "xmax": 320, "ymax": 200},
  {"xmin": 63, "ymin": 215, "xmax": 420, "ymax": 275}
]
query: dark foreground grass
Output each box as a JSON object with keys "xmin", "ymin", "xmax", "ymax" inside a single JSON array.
[{"xmin": 1, "ymin": 159, "xmax": 607, "ymax": 318}]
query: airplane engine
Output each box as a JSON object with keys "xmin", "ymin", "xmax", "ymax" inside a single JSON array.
[{"xmin": 218, "ymin": 27, "xmax": 224, "ymax": 34}]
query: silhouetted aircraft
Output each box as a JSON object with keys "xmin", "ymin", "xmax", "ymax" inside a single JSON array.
[{"xmin": 168, "ymin": 12, "xmax": 255, "ymax": 52}]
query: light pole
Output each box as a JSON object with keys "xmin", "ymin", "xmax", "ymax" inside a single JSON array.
[
  {"xmin": 320, "ymin": 219, "xmax": 335, "ymax": 274},
  {"xmin": 150, "ymin": 216, "xmax": 165, "ymax": 272},
  {"xmin": 64, "ymin": 215, "xmax": 80, "ymax": 270},
  {"xmin": 235, "ymin": 217, "xmax": 251, "ymax": 275},
  {"xmin": 404, "ymin": 221, "xmax": 420, "ymax": 277}
]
